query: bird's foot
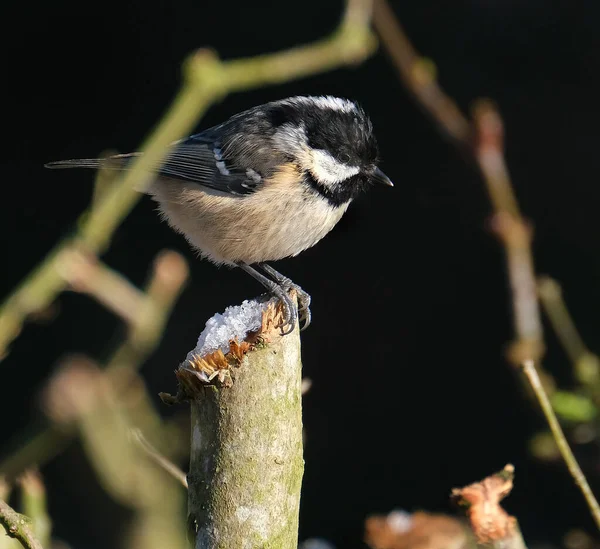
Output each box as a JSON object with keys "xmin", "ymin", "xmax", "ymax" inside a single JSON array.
[
  {"xmin": 258, "ymin": 265, "xmax": 311, "ymax": 331},
  {"xmin": 237, "ymin": 262, "xmax": 298, "ymax": 336},
  {"xmin": 237, "ymin": 262, "xmax": 312, "ymax": 335}
]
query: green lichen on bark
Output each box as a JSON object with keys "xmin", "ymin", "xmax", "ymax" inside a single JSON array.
[{"xmin": 186, "ymin": 325, "xmax": 304, "ymax": 549}]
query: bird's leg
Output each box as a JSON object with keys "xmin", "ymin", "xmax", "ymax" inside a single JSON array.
[
  {"xmin": 258, "ymin": 264, "xmax": 311, "ymax": 331},
  {"xmin": 236, "ymin": 262, "xmax": 297, "ymax": 336}
]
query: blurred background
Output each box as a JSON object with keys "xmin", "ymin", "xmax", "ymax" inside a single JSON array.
[{"xmin": 3, "ymin": 0, "xmax": 600, "ymax": 547}]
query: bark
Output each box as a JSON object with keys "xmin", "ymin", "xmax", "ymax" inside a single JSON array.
[{"xmin": 179, "ymin": 301, "xmax": 304, "ymax": 549}]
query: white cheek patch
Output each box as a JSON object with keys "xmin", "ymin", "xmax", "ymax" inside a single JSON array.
[{"xmin": 310, "ymin": 149, "xmax": 360, "ymax": 185}]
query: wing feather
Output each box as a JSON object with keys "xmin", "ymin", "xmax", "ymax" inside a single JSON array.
[
  {"xmin": 156, "ymin": 133, "xmax": 260, "ymax": 195},
  {"xmin": 46, "ymin": 127, "xmax": 264, "ymax": 196}
]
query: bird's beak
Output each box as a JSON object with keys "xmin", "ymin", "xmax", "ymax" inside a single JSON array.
[{"xmin": 372, "ymin": 167, "xmax": 394, "ymax": 187}]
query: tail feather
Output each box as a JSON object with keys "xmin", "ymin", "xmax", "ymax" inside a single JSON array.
[
  {"xmin": 44, "ymin": 153, "xmax": 140, "ymax": 170},
  {"xmin": 44, "ymin": 158, "xmax": 105, "ymax": 169}
]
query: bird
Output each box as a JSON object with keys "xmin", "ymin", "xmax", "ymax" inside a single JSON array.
[{"xmin": 45, "ymin": 95, "xmax": 393, "ymax": 335}]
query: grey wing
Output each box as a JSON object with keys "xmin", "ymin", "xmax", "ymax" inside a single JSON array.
[
  {"xmin": 156, "ymin": 133, "xmax": 262, "ymax": 196},
  {"xmin": 45, "ymin": 127, "xmax": 263, "ymax": 195}
]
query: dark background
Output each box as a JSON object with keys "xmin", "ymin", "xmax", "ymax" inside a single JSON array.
[{"xmin": 3, "ymin": 0, "xmax": 600, "ymax": 547}]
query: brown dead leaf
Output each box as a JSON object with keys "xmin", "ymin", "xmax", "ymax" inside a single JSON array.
[
  {"xmin": 451, "ymin": 464, "xmax": 517, "ymax": 544},
  {"xmin": 365, "ymin": 510, "xmax": 470, "ymax": 549}
]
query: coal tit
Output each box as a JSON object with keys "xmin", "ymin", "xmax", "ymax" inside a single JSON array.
[{"xmin": 46, "ymin": 95, "xmax": 393, "ymax": 334}]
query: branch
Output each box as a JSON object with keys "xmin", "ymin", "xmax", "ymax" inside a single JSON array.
[
  {"xmin": 104, "ymin": 249, "xmax": 189, "ymax": 376},
  {"xmin": 0, "ymin": 250, "xmax": 189, "ymax": 477},
  {"xmin": 0, "ymin": 498, "xmax": 44, "ymax": 549},
  {"xmin": 537, "ymin": 277, "xmax": 600, "ymax": 397},
  {"xmin": 473, "ymin": 106, "xmax": 600, "ymax": 529},
  {"xmin": 520, "ymin": 359, "xmax": 600, "ymax": 525},
  {"xmin": 176, "ymin": 298, "xmax": 304, "ymax": 548},
  {"xmin": 17, "ymin": 472, "xmax": 51, "ymax": 549},
  {"xmin": 59, "ymin": 249, "xmax": 147, "ymax": 325},
  {"xmin": 130, "ymin": 428, "xmax": 188, "ymax": 489},
  {"xmin": 41, "ymin": 356, "xmax": 188, "ymax": 549},
  {"xmin": 372, "ymin": 0, "xmax": 471, "ymax": 148},
  {"xmin": 372, "ymin": 1, "xmax": 600, "ymax": 529},
  {"xmin": 0, "ymin": 0, "xmax": 376, "ymax": 360}
]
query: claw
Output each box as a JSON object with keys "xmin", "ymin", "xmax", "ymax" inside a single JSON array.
[
  {"xmin": 237, "ymin": 262, "xmax": 311, "ymax": 336},
  {"xmin": 275, "ymin": 289, "xmax": 297, "ymax": 336},
  {"xmin": 258, "ymin": 264, "xmax": 312, "ymax": 332},
  {"xmin": 295, "ymin": 288, "xmax": 312, "ymax": 331}
]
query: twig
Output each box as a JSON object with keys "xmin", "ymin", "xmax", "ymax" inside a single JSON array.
[
  {"xmin": 372, "ymin": 0, "xmax": 471, "ymax": 148},
  {"xmin": 0, "ymin": 251, "xmax": 188, "ymax": 477},
  {"xmin": 474, "ymin": 103, "xmax": 543, "ymax": 365},
  {"xmin": 521, "ymin": 359, "xmax": 600, "ymax": 527},
  {"xmin": 130, "ymin": 428, "xmax": 188, "ymax": 489},
  {"xmin": 0, "ymin": 498, "xmax": 44, "ymax": 549},
  {"xmin": 17, "ymin": 472, "xmax": 51, "ymax": 548},
  {"xmin": 0, "ymin": 0, "xmax": 376, "ymax": 360},
  {"xmin": 42, "ymin": 356, "xmax": 188, "ymax": 549},
  {"xmin": 372, "ymin": 1, "xmax": 600, "ymax": 529},
  {"xmin": 537, "ymin": 277, "xmax": 588, "ymax": 365},
  {"xmin": 537, "ymin": 277, "xmax": 600, "ymax": 394},
  {"xmin": 58, "ymin": 249, "xmax": 145, "ymax": 325},
  {"xmin": 473, "ymin": 106, "xmax": 600, "ymax": 529},
  {"xmin": 0, "ymin": 431, "xmax": 70, "ymax": 481},
  {"xmin": 0, "ymin": 478, "xmax": 9, "ymax": 501},
  {"xmin": 104, "ymin": 250, "xmax": 189, "ymax": 376}
]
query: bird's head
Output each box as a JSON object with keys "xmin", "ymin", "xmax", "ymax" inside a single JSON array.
[{"xmin": 266, "ymin": 96, "xmax": 393, "ymax": 205}]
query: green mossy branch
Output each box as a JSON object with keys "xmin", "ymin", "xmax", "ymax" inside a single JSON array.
[{"xmin": 0, "ymin": 497, "xmax": 44, "ymax": 549}]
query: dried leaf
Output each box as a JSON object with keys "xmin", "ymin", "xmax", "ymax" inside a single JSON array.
[
  {"xmin": 365, "ymin": 510, "xmax": 470, "ymax": 549},
  {"xmin": 451, "ymin": 464, "xmax": 517, "ymax": 544}
]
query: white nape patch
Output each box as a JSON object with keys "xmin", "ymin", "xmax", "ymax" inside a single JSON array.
[
  {"xmin": 273, "ymin": 124, "xmax": 309, "ymax": 157},
  {"xmin": 290, "ymin": 95, "xmax": 356, "ymax": 113},
  {"xmin": 186, "ymin": 298, "xmax": 273, "ymax": 357},
  {"xmin": 310, "ymin": 149, "xmax": 360, "ymax": 185}
]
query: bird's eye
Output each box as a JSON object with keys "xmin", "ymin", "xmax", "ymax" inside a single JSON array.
[{"xmin": 340, "ymin": 153, "xmax": 351, "ymax": 164}]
